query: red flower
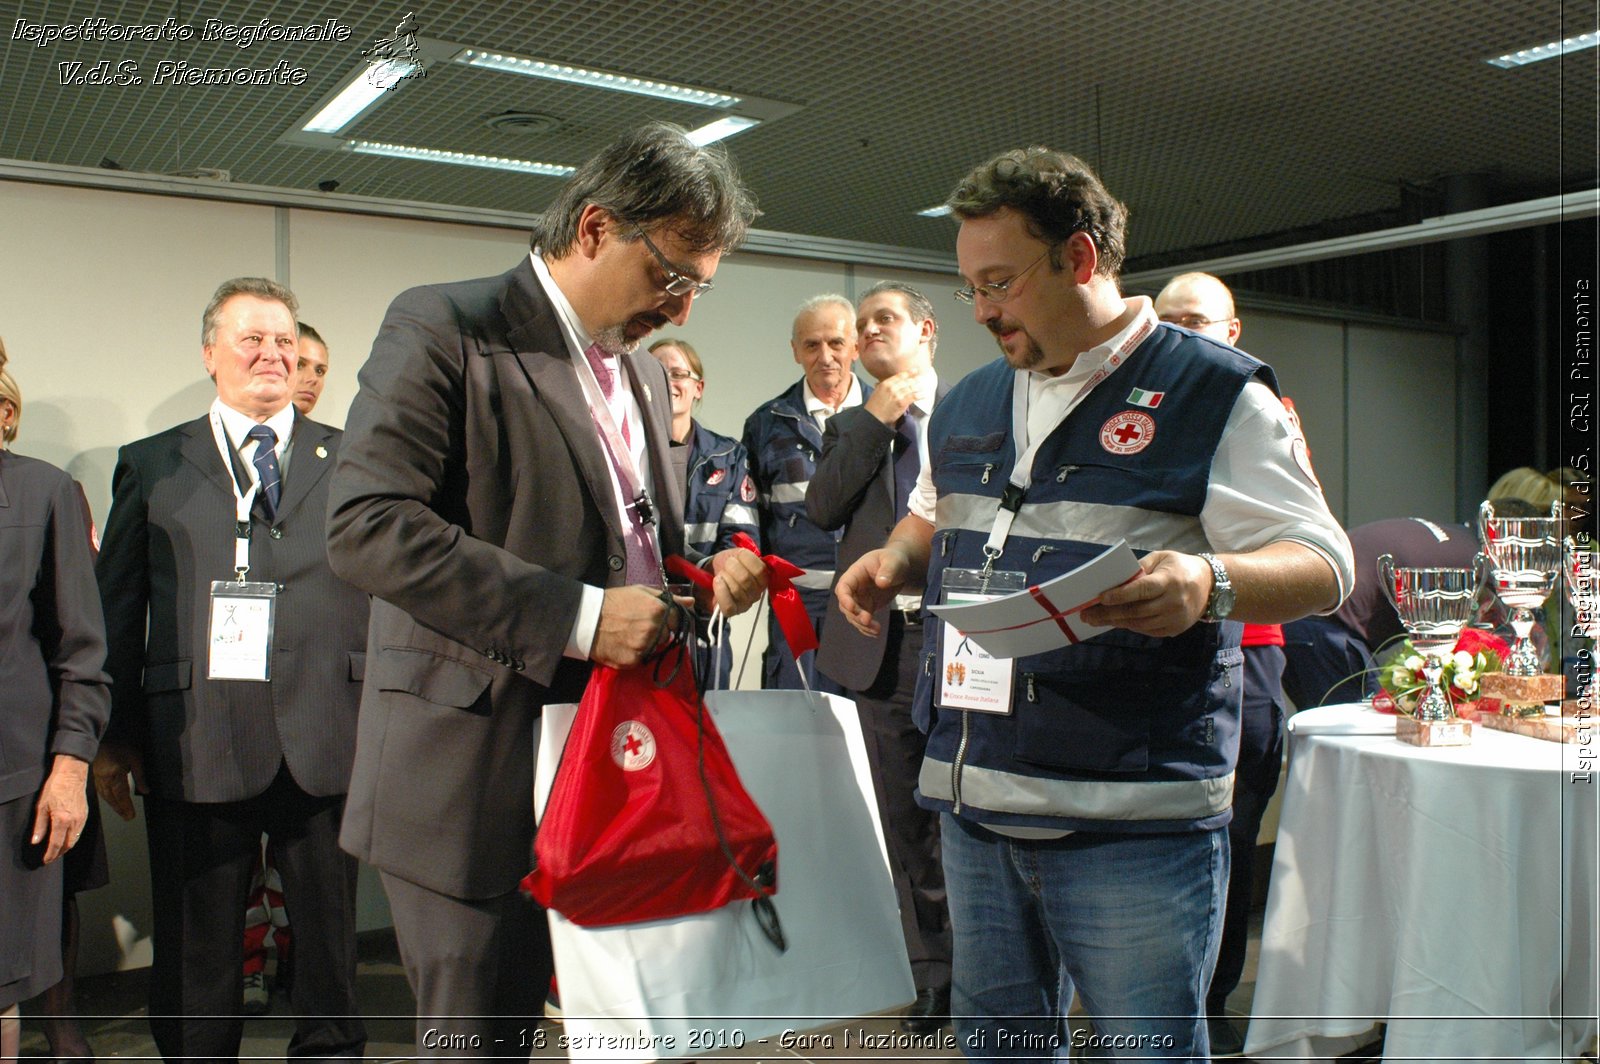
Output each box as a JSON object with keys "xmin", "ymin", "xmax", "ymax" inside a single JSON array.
[{"xmin": 1454, "ymin": 627, "xmax": 1510, "ymax": 660}]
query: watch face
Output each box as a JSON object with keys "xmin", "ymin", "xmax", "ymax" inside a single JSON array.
[{"xmin": 1213, "ymin": 586, "xmax": 1236, "ymax": 619}]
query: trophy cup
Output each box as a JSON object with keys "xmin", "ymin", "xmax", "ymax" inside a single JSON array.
[
  {"xmin": 1477, "ymin": 500, "xmax": 1567, "ymax": 725},
  {"xmin": 1379, "ymin": 554, "xmax": 1488, "ymax": 746},
  {"xmin": 1563, "ymin": 533, "xmax": 1597, "ymax": 718}
]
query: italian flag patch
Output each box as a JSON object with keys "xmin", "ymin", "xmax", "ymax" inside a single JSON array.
[{"xmin": 1126, "ymin": 387, "xmax": 1164, "ymax": 408}]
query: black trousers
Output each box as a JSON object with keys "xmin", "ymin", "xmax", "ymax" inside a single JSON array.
[
  {"xmin": 1206, "ymin": 643, "xmax": 1287, "ymax": 1014},
  {"xmin": 380, "ymin": 870, "xmax": 551, "ymax": 1059},
  {"xmin": 851, "ymin": 614, "xmax": 951, "ymax": 991},
  {"xmin": 144, "ymin": 764, "xmax": 364, "ymax": 1061}
]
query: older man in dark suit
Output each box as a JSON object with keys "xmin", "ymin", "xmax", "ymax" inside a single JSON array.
[
  {"xmin": 93, "ymin": 277, "xmax": 370, "ymax": 1061},
  {"xmin": 807, "ymin": 281, "xmax": 952, "ymax": 1031},
  {"xmin": 325, "ymin": 122, "xmax": 767, "ymax": 1056}
]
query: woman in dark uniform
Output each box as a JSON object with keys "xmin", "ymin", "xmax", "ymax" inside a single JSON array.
[
  {"xmin": 649, "ymin": 338, "xmax": 759, "ymax": 688},
  {"xmin": 0, "ymin": 356, "xmax": 110, "ymax": 1060}
]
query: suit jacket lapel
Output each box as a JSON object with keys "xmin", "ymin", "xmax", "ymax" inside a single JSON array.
[
  {"xmin": 178, "ymin": 415, "xmax": 241, "ymax": 501},
  {"xmin": 500, "ymin": 262, "xmax": 629, "ymax": 546},
  {"xmin": 276, "ymin": 414, "xmax": 334, "ymax": 524}
]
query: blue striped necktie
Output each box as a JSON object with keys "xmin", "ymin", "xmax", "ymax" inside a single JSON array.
[{"xmin": 246, "ymin": 424, "xmax": 281, "ymax": 522}]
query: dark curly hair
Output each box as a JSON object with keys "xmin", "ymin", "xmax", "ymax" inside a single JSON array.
[{"xmin": 946, "ymin": 146, "xmax": 1129, "ymax": 279}]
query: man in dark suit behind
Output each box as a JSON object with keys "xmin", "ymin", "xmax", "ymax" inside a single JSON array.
[
  {"xmin": 325, "ymin": 122, "xmax": 767, "ymax": 1056},
  {"xmin": 806, "ymin": 281, "xmax": 952, "ymax": 1031},
  {"xmin": 93, "ymin": 277, "xmax": 370, "ymax": 1060}
]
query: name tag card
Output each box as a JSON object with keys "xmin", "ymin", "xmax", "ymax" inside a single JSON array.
[
  {"xmin": 207, "ymin": 580, "xmax": 278, "ymax": 681},
  {"xmin": 938, "ymin": 568, "xmax": 1025, "ymax": 715}
]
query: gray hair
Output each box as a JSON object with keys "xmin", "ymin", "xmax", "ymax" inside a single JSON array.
[
  {"xmin": 946, "ymin": 146, "xmax": 1130, "ymax": 279},
  {"xmin": 202, "ymin": 277, "xmax": 298, "ymax": 345},
  {"xmin": 532, "ymin": 122, "xmax": 759, "ymax": 257},
  {"xmin": 792, "ymin": 294, "xmax": 854, "ymax": 337},
  {"xmin": 859, "ymin": 280, "xmax": 938, "ymax": 355}
]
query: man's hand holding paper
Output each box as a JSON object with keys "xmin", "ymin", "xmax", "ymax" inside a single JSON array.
[{"xmin": 1078, "ymin": 549, "xmax": 1212, "ymax": 638}]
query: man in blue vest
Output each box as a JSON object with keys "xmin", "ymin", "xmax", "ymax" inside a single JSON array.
[
  {"xmin": 835, "ymin": 147, "xmax": 1353, "ymax": 1060},
  {"xmin": 742, "ymin": 296, "xmax": 864, "ymax": 691}
]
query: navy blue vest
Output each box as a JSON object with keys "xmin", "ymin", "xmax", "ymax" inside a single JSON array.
[{"xmin": 913, "ymin": 324, "xmax": 1276, "ymax": 833}]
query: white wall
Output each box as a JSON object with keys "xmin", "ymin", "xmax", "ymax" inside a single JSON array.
[{"xmin": 0, "ymin": 178, "xmax": 1462, "ymax": 974}]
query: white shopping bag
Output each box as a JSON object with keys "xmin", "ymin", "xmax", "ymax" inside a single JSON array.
[{"xmin": 534, "ymin": 688, "xmax": 914, "ymax": 1062}]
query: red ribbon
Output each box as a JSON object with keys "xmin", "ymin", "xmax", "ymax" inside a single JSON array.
[
  {"xmin": 734, "ymin": 532, "xmax": 818, "ymax": 658},
  {"xmin": 666, "ymin": 534, "xmax": 818, "ymax": 659}
]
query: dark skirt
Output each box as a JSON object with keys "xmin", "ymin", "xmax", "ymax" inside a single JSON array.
[{"xmin": 0, "ymin": 792, "xmax": 64, "ymax": 1010}]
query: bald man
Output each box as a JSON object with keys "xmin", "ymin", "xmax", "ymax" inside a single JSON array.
[{"xmin": 1154, "ymin": 272, "xmax": 1285, "ymax": 1058}]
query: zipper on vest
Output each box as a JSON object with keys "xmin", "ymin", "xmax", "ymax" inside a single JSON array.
[
  {"xmin": 787, "ymin": 513, "xmax": 797, "ymax": 527},
  {"xmin": 924, "ymin": 652, "xmax": 933, "ymax": 676},
  {"xmin": 1055, "ymin": 464, "xmax": 1078, "ymax": 483},
  {"xmin": 1216, "ymin": 659, "xmax": 1231, "ymax": 689},
  {"xmin": 980, "ymin": 463, "xmax": 994, "ymax": 484},
  {"xmin": 1031, "ymin": 545, "xmax": 1058, "ymax": 564},
  {"xmin": 1025, "ymin": 673, "xmax": 1037, "ymax": 702},
  {"xmin": 952, "ymin": 710, "xmax": 971, "ymax": 814}
]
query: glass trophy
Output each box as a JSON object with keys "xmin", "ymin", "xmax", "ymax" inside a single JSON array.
[
  {"xmin": 1478, "ymin": 500, "xmax": 1566, "ymax": 719},
  {"xmin": 1379, "ymin": 554, "xmax": 1487, "ymax": 744}
]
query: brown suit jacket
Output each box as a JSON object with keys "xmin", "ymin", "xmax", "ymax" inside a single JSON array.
[{"xmin": 326, "ymin": 257, "xmax": 688, "ymax": 899}]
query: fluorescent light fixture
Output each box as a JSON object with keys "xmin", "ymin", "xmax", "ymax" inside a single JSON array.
[
  {"xmin": 1486, "ymin": 31, "xmax": 1597, "ymax": 67},
  {"xmin": 684, "ymin": 116, "xmax": 760, "ymax": 146},
  {"xmin": 916, "ymin": 205, "xmax": 952, "ymax": 218},
  {"xmin": 456, "ymin": 49, "xmax": 738, "ymax": 108},
  {"xmin": 301, "ymin": 62, "xmax": 421, "ymax": 133},
  {"xmin": 349, "ymin": 140, "xmax": 575, "ymax": 177}
]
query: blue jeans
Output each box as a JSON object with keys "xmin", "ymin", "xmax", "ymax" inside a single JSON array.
[{"xmin": 941, "ymin": 814, "xmax": 1227, "ymax": 1062}]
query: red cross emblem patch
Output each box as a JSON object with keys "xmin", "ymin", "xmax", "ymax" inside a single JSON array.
[
  {"xmin": 1100, "ymin": 410, "xmax": 1155, "ymax": 455},
  {"xmin": 739, "ymin": 475, "xmax": 757, "ymax": 503},
  {"xmin": 610, "ymin": 721, "xmax": 656, "ymax": 771},
  {"xmin": 706, "ymin": 468, "xmax": 727, "ymax": 486}
]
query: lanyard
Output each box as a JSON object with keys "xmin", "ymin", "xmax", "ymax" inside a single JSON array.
[
  {"xmin": 209, "ymin": 411, "xmax": 264, "ymax": 581},
  {"xmin": 571, "ymin": 348, "xmax": 663, "ymax": 568},
  {"xmin": 980, "ymin": 317, "xmax": 1154, "ymax": 572}
]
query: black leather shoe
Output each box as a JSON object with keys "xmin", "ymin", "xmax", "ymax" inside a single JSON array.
[{"xmin": 901, "ymin": 986, "xmax": 951, "ymax": 1034}]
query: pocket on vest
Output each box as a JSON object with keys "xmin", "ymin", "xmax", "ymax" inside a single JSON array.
[{"xmin": 1013, "ymin": 671, "xmax": 1154, "ymax": 774}]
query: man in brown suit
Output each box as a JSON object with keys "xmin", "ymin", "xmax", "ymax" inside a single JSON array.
[{"xmin": 325, "ymin": 123, "xmax": 767, "ymax": 1056}]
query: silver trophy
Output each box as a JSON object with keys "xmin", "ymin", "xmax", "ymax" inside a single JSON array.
[
  {"xmin": 1565, "ymin": 533, "xmax": 1597, "ymax": 711},
  {"xmin": 1379, "ymin": 554, "xmax": 1490, "ymax": 722},
  {"xmin": 1479, "ymin": 500, "xmax": 1563, "ymax": 676}
]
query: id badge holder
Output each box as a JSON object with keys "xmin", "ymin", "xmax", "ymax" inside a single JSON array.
[
  {"xmin": 209, "ymin": 513, "xmax": 277, "ymax": 682},
  {"xmin": 938, "ymin": 565, "xmax": 1026, "ymax": 714}
]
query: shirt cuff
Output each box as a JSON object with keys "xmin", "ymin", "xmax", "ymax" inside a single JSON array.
[{"xmin": 565, "ymin": 584, "xmax": 605, "ymax": 660}]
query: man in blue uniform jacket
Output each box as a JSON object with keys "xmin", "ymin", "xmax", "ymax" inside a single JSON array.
[{"xmin": 741, "ymin": 295, "xmax": 865, "ymax": 692}]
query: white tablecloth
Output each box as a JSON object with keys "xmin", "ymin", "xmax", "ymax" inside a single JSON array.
[{"xmin": 1246, "ymin": 704, "xmax": 1599, "ymax": 1063}]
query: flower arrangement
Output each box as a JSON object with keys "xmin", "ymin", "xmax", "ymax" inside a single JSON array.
[{"xmin": 1374, "ymin": 627, "xmax": 1510, "ymax": 718}]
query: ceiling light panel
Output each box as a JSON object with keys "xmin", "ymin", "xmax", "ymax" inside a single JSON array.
[
  {"xmin": 1486, "ymin": 32, "xmax": 1598, "ymax": 67},
  {"xmin": 350, "ymin": 141, "xmax": 575, "ymax": 177},
  {"xmin": 455, "ymin": 49, "xmax": 739, "ymax": 108}
]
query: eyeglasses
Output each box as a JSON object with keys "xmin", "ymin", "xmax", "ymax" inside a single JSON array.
[
  {"xmin": 1159, "ymin": 313, "xmax": 1235, "ymax": 330},
  {"xmin": 954, "ymin": 249, "xmax": 1050, "ymax": 305},
  {"xmin": 632, "ymin": 224, "xmax": 714, "ymax": 298},
  {"xmin": 665, "ymin": 369, "xmax": 702, "ymax": 383}
]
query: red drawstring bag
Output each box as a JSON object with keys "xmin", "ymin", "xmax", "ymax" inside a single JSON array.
[{"xmin": 522, "ymin": 642, "xmax": 782, "ymax": 939}]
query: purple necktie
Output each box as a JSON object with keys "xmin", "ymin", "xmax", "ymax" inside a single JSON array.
[{"xmin": 584, "ymin": 344, "xmax": 656, "ymax": 585}]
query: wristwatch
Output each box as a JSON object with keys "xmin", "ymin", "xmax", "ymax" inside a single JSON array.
[{"xmin": 1198, "ymin": 552, "xmax": 1234, "ymax": 622}]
